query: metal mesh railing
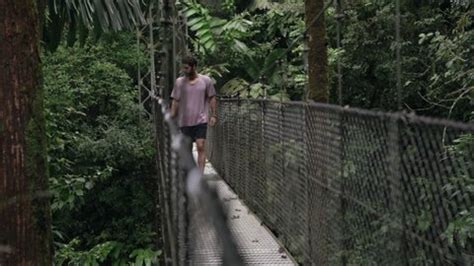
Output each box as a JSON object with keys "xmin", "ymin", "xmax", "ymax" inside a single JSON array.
[
  {"xmin": 152, "ymin": 97, "xmax": 243, "ymax": 265},
  {"xmin": 207, "ymin": 98, "xmax": 474, "ymax": 265}
]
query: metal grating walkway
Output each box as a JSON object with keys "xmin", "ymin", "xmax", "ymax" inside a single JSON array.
[{"xmin": 188, "ymin": 159, "xmax": 296, "ymax": 265}]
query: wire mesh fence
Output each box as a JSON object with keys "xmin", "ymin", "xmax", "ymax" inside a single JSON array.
[
  {"xmin": 152, "ymin": 97, "xmax": 243, "ymax": 265},
  {"xmin": 207, "ymin": 98, "xmax": 474, "ymax": 265}
]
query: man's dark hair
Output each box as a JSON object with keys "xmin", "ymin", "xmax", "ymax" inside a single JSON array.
[{"xmin": 182, "ymin": 55, "xmax": 198, "ymax": 67}]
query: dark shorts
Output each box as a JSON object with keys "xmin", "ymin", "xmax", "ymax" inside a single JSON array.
[{"xmin": 180, "ymin": 123, "xmax": 208, "ymax": 142}]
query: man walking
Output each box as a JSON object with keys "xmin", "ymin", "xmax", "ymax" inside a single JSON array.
[{"xmin": 170, "ymin": 55, "xmax": 217, "ymax": 172}]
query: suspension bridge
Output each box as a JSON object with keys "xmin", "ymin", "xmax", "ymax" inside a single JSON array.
[{"xmin": 135, "ymin": 1, "xmax": 474, "ymax": 265}]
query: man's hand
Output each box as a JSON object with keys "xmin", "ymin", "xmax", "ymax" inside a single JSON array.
[{"xmin": 209, "ymin": 116, "xmax": 217, "ymax": 127}]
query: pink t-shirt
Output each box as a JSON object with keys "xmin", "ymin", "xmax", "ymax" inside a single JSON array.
[{"xmin": 171, "ymin": 74, "xmax": 216, "ymax": 127}]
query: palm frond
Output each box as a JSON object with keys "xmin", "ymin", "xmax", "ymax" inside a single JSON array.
[
  {"xmin": 44, "ymin": 0, "xmax": 147, "ymax": 50},
  {"xmin": 53, "ymin": 0, "xmax": 146, "ymax": 31}
]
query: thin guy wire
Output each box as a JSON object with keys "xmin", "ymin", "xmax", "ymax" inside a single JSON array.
[
  {"xmin": 395, "ymin": 0, "xmax": 402, "ymax": 110},
  {"xmin": 335, "ymin": 0, "xmax": 343, "ymax": 106}
]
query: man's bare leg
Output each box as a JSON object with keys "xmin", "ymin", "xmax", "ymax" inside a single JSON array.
[{"xmin": 195, "ymin": 139, "xmax": 206, "ymax": 172}]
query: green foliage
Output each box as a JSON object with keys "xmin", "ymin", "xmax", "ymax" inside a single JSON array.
[
  {"xmin": 44, "ymin": 0, "xmax": 146, "ymax": 50},
  {"xmin": 325, "ymin": 3, "xmax": 473, "ymax": 121},
  {"xmin": 55, "ymin": 239, "xmax": 120, "ymax": 265},
  {"xmin": 182, "ymin": 0, "xmax": 252, "ymax": 55},
  {"xmin": 221, "ymin": 0, "xmax": 236, "ymax": 15},
  {"xmin": 181, "ymin": 1, "xmax": 306, "ymax": 99},
  {"xmin": 189, "ymin": 0, "xmax": 472, "ymax": 119},
  {"xmin": 443, "ymin": 134, "xmax": 474, "ymax": 250},
  {"xmin": 129, "ymin": 249, "xmax": 162, "ymax": 266},
  {"xmin": 43, "ymin": 32, "xmax": 158, "ymax": 264},
  {"xmin": 220, "ymin": 78, "xmax": 250, "ymax": 97},
  {"xmin": 326, "ymin": 3, "xmax": 399, "ymax": 109},
  {"xmin": 445, "ymin": 210, "xmax": 474, "ymax": 248},
  {"xmin": 199, "ymin": 63, "xmax": 231, "ymax": 81},
  {"xmin": 415, "ymin": 13, "xmax": 473, "ymax": 121},
  {"xmin": 55, "ymin": 239, "xmax": 161, "ymax": 266}
]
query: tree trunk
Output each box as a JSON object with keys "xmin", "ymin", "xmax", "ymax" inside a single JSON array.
[
  {"xmin": 305, "ymin": 0, "xmax": 329, "ymax": 102},
  {"xmin": 0, "ymin": 0, "xmax": 52, "ymax": 265}
]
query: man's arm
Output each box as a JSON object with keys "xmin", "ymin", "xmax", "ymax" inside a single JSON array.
[
  {"xmin": 209, "ymin": 96, "xmax": 217, "ymax": 126},
  {"xmin": 170, "ymin": 78, "xmax": 181, "ymax": 119},
  {"xmin": 209, "ymin": 96, "xmax": 217, "ymax": 117},
  {"xmin": 171, "ymin": 99, "xmax": 179, "ymax": 118}
]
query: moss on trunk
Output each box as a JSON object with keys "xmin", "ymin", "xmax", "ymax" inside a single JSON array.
[{"xmin": 0, "ymin": 0, "xmax": 52, "ymax": 264}]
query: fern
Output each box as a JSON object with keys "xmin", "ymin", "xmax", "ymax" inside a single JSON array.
[
  {"xmin": 182, "ymin": 0, "xmax": 219, "ymax": 53},
  {"xmin": 181, "ymin": 0, "xmax": 251, "ymax": 55}
]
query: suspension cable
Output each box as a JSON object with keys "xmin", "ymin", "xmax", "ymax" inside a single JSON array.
[
  {"xmin": 335, "ymin": 0, "xmax": 344, "ymax": 106},
  {"xmin": 395, "ymin": 0, "xmax": 402, "ymax": 110}
]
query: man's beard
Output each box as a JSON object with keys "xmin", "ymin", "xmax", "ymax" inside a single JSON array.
[{"xmin": 184, "ymin": 70, "xmax": 197, "ymax": 78}]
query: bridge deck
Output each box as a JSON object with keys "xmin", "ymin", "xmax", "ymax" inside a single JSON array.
[{"xmin": 187, "ymin": 159, "xmax": 295, "ymax": 265}]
